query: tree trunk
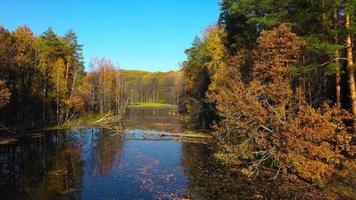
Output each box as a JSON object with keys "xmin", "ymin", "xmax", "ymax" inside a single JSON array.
[
  {"xmin": 334, "ymin": 8, "xmax": 341, "ymax": 105},
  {"xmin": 65, "ymin": 55, "xmax": 70, "ymax": 93},
  {"xmin": 43, "ymin": 65, "xmax": 47, "ymax": 123},
  {"xmin": 56, "ymin": 67, "xmax": 60, "ymax": 124},
  {"xmin": 346, "ymin": 12, "xmax": 356, "ymax": 132},
  {"xmin": 65, "ymin": 70, "xmax": 78, "ymax": 122},
  {"xmin": 91, "ymin": 80, "xmax": 95, "ymax": 113}
]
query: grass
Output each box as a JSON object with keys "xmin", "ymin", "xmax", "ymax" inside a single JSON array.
[
  {"xmin": 55, "ymin": 113, "xmax": 118, "ymax": 129},
  {"xmin": 129, "ymin": 102, "xmax": 176, "ymax": 108}
]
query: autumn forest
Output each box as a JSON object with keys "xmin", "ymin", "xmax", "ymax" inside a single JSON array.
[
  {"xmin": 1, "ymin": 0, "xmax": 356, "ymax": 199},
  {"xmin": 0, "ymin": 27, "xmax": 181, "ymax": 129}
]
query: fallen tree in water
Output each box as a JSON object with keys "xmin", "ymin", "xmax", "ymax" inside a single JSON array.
[{"xmin": 54, "ymin": 112, "xmax": 123, "ymax": 131}]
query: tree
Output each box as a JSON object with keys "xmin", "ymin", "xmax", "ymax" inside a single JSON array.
[
  {"xmin": 0, "ymin": 27, "xmax": 14, "ymax": 112},
  {"xmin": 0, "ymin": 80, "xmax": 10, "ymax": 108},
  {"xmin": 84, "ymin": 58, "xmax": 122, "ymax": 115},
  {"xmin": 209, "ymin": 25, "xmax": 353, "ymax": 185},
  {"xmin": 345, "ymin": 5, "xmax": 356, "ymax": 131},
  {"xmin": 181, "ymin": 26, "xmax": 227, "ymax": 128},
  {"xmin": 0, "ymin": 25, "xmax": 87, "ymax": 128},
  {"xmin": 38, "ymin": 27, "xmax": 64, "ymax": 122}
]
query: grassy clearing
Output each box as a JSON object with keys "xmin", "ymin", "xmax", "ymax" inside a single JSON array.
[{"xmin": 128, "ymin": 102, "xmax": 176, "ymax": 108}]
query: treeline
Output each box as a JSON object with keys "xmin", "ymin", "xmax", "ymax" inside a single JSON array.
[
  {"xmin": 119, "ymin": 70, "xmax": 181, "ymax": 105},
  {"xmin": 85, "ymin": 59, "xmax": 182, "ymax": 114},
  {"xmin": 180, "ymin": 0, "xmax": 356, "ymax": 185},
  {"xmin": 84, "ymin": 58, "xmax": 122, "ymax": 115},
  {"xmin": 0, "ymin": 26, "xmax": 85, "ymax": 129},
  {"xmin": 0, "ymin": 25, "xmax": 181, "ymax": 131}
]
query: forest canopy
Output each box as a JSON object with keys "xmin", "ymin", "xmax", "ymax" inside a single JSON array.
[
  {"xmin": 179, "ymin": 0, "xmax": 356, "ymax": 186},
  {"xmin": 0, "ymin": 26, "xmax": 181, "ymax": 130}
]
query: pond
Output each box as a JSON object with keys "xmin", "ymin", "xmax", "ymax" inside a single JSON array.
[
  {"xmin": 0, "ymin": 107, "xmax": 331, "ymax": 200},
  {"xmin": 0, "ymin": 107, "xmax": 222, "ymax": 199}
]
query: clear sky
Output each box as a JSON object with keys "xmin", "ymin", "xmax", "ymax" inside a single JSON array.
[{"xmin": 0, "ymin": 0, "xmax": 221, "ymax": 72}]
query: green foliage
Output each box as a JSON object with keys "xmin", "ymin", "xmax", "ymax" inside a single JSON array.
[
  {"xmin": 209, "ymin": 25, "xmax": 354, "ymax": 186},
  {"xmin": 129, "ymin": 102, "xmax": 174, "ymax": 108},
  {"xmin": 119, "ymin": 70, "xmax": 181, "ymax": 104},
  {"xmin": 0, "ymin": 25, "xmax": 85, "ymax": 128},
  {"xmin": 180, "ymin": 26, "xmax": 226, "ymax": 128},
  {"xmin": 0, "ymin": 23, "xmax": 182, "ymax": 129},
  {"xmin": 325, "ymin": 63, "xmax": 345, "ymax": 76},
  {"xmin": 305, "ymin": 35, "xmax": 341, "ymax": 56},
  {"xmin": 290, "ymin": 64, "xmax": 315, "ymax": 80},
  {"xmin": 180, "ymin": 0, "xmax": 356, "ymax": 189}
]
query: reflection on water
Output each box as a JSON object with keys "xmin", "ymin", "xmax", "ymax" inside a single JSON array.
[
  {"xmin": 0, "ymin": 131, "xmax": 84, "ymax": 199},
  {"xmin": 122, "ymin": 107, "xmax": 184, "ymax": 133},
  {"xmin": 0, "ymin": 107, "xmax": 316, "ymax": 199}
]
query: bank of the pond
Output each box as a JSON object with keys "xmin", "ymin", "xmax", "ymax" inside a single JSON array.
[
  {"xmin": 129, "ymin": 102, "xmax": 176, "ymax": 108},
  {"xmin": 0, "ymin": 112, "xmax": 123, "ymax": 136},
  {"xmin": 0, "ymin": 128, "xmax": 351, "ymax": 200},
  {"xmin": 47, "ymin": 104, "xmax": 177, "ymax": 130},
  {"xmin": 1, "ymin": 107, "xmax": 351, "ymax": 199},
  {"xmin": 51, "ymin": 113, "xmax": 122, "ymax": 130},
  {"xmin": 213, "ymin": 151, "xmax": 356, "ymax": 200}
]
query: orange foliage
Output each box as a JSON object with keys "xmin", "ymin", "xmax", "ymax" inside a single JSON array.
[{"xmin": 210, "ymin": 25, "xmax": 355, "ymax": 185}]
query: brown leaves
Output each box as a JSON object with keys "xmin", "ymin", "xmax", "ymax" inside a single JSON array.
[
  {"xmin": 210, "ymin": 24, "xmax": 353, "ymax": 186},
  {"xmin": 284, "ymin": 103, "xmax": 353, "ymax": 184}
]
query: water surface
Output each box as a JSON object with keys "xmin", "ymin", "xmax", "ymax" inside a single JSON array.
[
  {"xmin": 0, "ymin": 107, "xmax": 330, "ymax": 200},
  {"xmin": 0, "ymin": 107, "xmax": 243, "ymax": 199}
]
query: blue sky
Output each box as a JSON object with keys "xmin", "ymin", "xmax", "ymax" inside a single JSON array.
[{"xmin": 0, "ymin": 0, "xmax": 221, "ymax": 72}]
